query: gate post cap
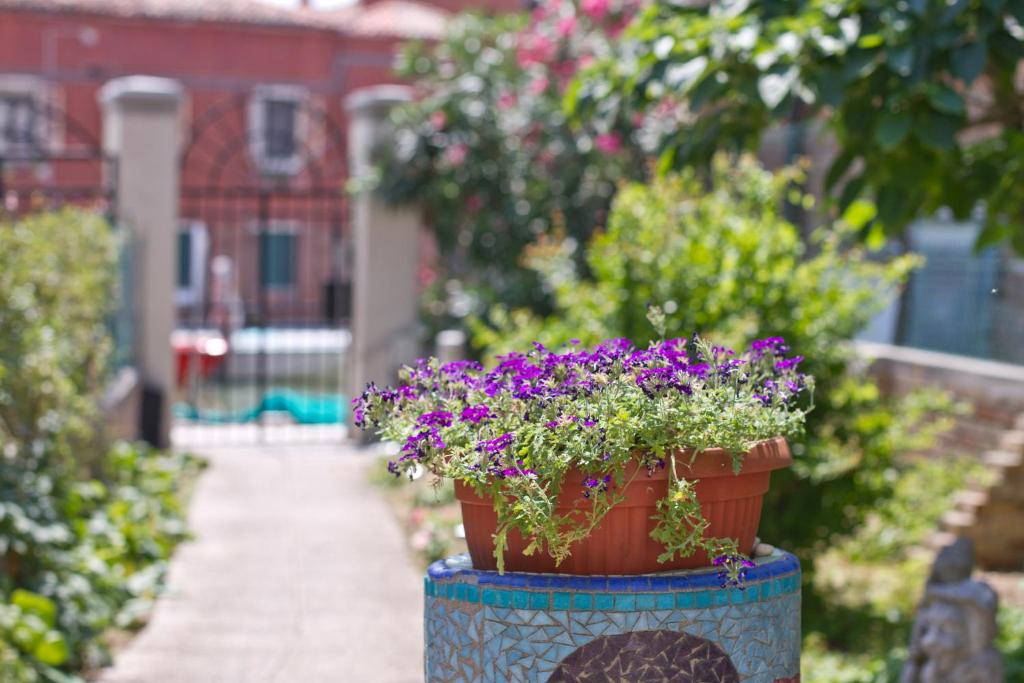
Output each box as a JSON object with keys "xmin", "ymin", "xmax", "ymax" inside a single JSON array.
[
  {"xmin": 345, "ymin": 85, "xmax": 412, "ymax": 115},
  {"xmin": 99, "ymin": 76, "xmax": 183, "ymax": 109}
]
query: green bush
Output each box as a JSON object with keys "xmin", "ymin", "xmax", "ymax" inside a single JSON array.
[
  {"xmin": 473, "ymin": 155, "xmax": 955, "ymax": 638},
  {"xmin": 0, "ymin": 209, "xmax": 201, "ymax": 680}
]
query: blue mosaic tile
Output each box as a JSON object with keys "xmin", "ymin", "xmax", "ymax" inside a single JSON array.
[
  {"xmin": 551, "ymin": 592, "xmax": 571, "ymax": 610},
  {"xmin": 593, "ymin": 593, "xmax": 615, "ymax": 611},
  {"xmin": 572, "ymin": 593, "xmax": 593, "ymax": 610},
  {"xmin": 636, "ymin": 594, "xmax": 656, "ymax": 610},
  {"xmin": 656, "ymin": 593, "xmax": 675, "ymax": 610},
  {"xmin": 613, "ymin": 594, "xmax": 636, "ymax": 611},
  {"xmin": 529, "ymin": 592, "xmax": 550, "ymax": 610}
]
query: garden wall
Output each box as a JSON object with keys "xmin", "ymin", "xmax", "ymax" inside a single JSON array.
[{"xmin": 859, "ymin": 341, "xmax": 1024, "ymax": 569}]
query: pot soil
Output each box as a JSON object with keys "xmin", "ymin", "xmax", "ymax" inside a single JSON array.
[{"xmin": 455, "ymin": 436, "xmax": 792, "ymax": 575}]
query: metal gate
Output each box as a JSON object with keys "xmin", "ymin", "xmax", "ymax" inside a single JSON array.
[{"xmin": 175, "ymin": 92, "xmax": 352, "ymax": 445}]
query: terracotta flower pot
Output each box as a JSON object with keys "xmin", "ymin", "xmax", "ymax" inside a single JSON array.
[{"xmin": 455, "ymin": 436, "xmax": 792, "ymax": 575}]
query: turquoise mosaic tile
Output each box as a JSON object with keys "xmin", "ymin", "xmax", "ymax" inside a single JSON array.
[
  {"xmin": 572, "ymin": 593, "xmax": 593, "ymax": 610},
  {"xmin": 529, "ymin": 592, "xmax": 549, "ymax": 610},
  {"xmin": 613, "ymin": 594, "xmax": 636, "ymax": 611},
  {"xmin": 551, "ymin": 592, "xmax": 571, "ymax": 610},
  {"xmin": 656, "ymin": 593, "xmax": 675, "ymax": 610}
]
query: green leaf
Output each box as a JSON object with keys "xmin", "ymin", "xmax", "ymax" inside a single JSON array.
[
  {"xmin": 876, "ymin": 112, "xmax": 911, "ymax": 149},
  {"xmin": 665, "ymin": 56, "xmax": 709, "ymax": 92},
  {"xmin": 825, "ymin": 149, "xmax": 855, "ymax": 190},
  {"xmin": 914, "ymin": 111, "xmax": 959, "ymax": 150},
  {"xmin": 653, "ymin": 36, "xmax": 675, "ymax": 60},
  {"xmin": 33, "ymin": 632, "xmax": 69, "ymax": 667},
  {"xmin": 926, "ymin": 85, "xmax": 965, "ymax": 115},
  {"xmin": 991, "ymin": 31, "xmax": 1024, "ymax": 61},
  {"xmin": 975, "ymin": 221, "xmax": 1011, "ymax": 251},
  {"xmin": 838, "ymin": 174, "xmax": 867, "ymax": 213},
  {"xmin": 942, "ymin": 0, "xmax": 968, "ymax": 24},
  {"xmin": 843, "ymin": 199, "xmax": 877, "ymax": 230},
  {"xmin": 865, "ymin": 221, "xmax": 887, "ymax": 250},
  {"xmin": 1008, "ymin": 0, "xmax": 1024, "ymax": 22},
  {"xmin": 888, "ymin": 45, "xmax": 915, "ymax": 76},
  {"xmin": 951, "ymin": 42, "xmax": 988, "ymax": 83},
  {"xmin": 858, "ymin": 34, "xmax": 884, "ymax": 49},
  {"xmin": 12, "ymin": 590, "xmax": 57, "ymax": 629},
  {"xmin": 876, "ymin": 185, "xmax": 909, "ymax": 230}
]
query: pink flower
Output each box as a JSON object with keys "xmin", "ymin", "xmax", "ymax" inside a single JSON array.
[
  {"xmin": 498, "ymin": 91, "xmax": 517, "ymax": 110},
  {"xmin": 430, "ymin": 110, "xmax": 447, "ymax": 131},
  {"xmin": 445, "ymin": 143, "xmax": 468, "ymax": 167},
  {"xmin": 608, "ymin": 18, "xmax": 630, "ymax": 38},
  {"xmin": 556, "ymin": 16, "xmax": 578, "ymax": 37},
  {"xmin": 517, "ymin": 33, "xmax": 557, "ymax": 68},
  {"xmin": 466, "ymin": 194, "xmax": 484, "ymax": 213},
  {"xmin": 528, "ymin": 76, "xmax": 550, "ymax": 96},
  {"xmin": 595, "ymin": 132, "xmax": 622, "ymax": 155},
  {"xmin": 581, "ymin": 0, "xmax": 609, "ymax": 20}
]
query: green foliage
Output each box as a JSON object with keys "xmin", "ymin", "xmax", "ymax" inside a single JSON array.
[
  {"xmin": 0, "ymin": 209, "xmax": 117, "ymax": 470},
  {"xmin": 0, "ymin": 209, "xmax": 202, "ymax": 679},
  {"xmin": 572, "ymin": 0, "xmax": 1024, "ymax": 250},
  {"xmin": 473, "ymin": 154, "xmax": 953, "ymax": 588},
  {"xmin": 379, "ymin": 6, "xmax": 647, "ymax": 320}
]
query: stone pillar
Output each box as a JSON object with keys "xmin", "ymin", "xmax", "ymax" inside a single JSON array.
[
  {"xmin": 345, "ymin": 85, "xmax": 421, "ymax": 432},
  {"xmin": 424, "ymin": 548, "xmax": 801, "ymax": 682},
  {"xmin": 99, "ymin": 76, "xmax": 183, "ymax": 448}
]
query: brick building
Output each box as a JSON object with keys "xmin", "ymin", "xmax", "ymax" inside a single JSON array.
[{"xmin": 0, "ymin": 0, "xmax": 518, "ymax": 328}]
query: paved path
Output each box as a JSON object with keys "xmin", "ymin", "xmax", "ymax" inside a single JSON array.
[{"xmin": 101, "ymin": 444, "xmax": 423, "ymax": 683}]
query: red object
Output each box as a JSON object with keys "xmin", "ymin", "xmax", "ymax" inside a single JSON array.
[
  {"xmin": 456, "ymin": 437, "xmax": 792, "ymax": 575},
  {"xmin": 173, "ymin": 332, "xmax": 229, "ymax": 388}
]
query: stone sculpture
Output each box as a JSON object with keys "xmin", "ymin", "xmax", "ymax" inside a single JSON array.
[{"xmin": 900, "ymin": 538, "xmax": 1003, "ymax": 683}]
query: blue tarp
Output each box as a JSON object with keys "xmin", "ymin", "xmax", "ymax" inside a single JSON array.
[{"xmin": 174, "ymin": 390, "xmax": 347, "ymax": 425}]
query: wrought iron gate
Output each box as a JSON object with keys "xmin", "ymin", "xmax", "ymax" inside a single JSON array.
[{"xmin": 175, "ymin": 93, "xmax": 352, "ymax": 445}]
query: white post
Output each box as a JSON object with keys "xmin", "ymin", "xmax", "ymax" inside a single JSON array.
[
  {"xmin": 99, "ymin": 76, "xmax": 183, "ymax": 448},
  {"xmin": 345, "ymin": 85, "xmax": 422, "ymax": 434}
]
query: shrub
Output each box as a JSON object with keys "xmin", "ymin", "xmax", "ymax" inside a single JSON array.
[
  {"xmin": 0, "ymin": 209, "xmax": 201, "ymax": 679},
  {"xmin": 472, "ymin": 155, "xmax": 953, "ymax": 624}
]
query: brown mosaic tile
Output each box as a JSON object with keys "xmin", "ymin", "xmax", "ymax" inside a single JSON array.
[{"xmin": 546, "ymin": 629, "xmax": 740, "ymax": 682}]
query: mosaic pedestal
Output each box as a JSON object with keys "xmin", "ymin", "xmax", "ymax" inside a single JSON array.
[{"xmin": 424, "ymin": 548, "xmax": 801, "ymax": 683}]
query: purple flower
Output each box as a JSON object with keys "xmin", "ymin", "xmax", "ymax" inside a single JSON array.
[
  {"xmin": 417, "ymin": 411, "xmax": 454, "ymax": 428},
  {"xmin": 775, "ymin": 356, "xmax": 804, "ymax": 372},
  {"xmin": 460, "ymin": 405, "xmax": 492, "ymax": 423},
  {"xmin": 582, "ymin": 473, "xmax": 612, "ymax": 498},
  {"xmin": 477, "ymin": 432, "xmax": 515, "ymax": 454}
]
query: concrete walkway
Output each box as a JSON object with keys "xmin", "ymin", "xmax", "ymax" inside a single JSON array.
[{"xmin": 101, "ymin": 444, "xmax": 423, "ymax": 683}]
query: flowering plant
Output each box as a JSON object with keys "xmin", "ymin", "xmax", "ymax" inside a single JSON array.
[
  {"xmin": 354, "ymin": 313, "xmax": 812, "ymax": 574},
  {"xmin": 379, "ymin": 1, "xmax": 649, "ymax": 318}
]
